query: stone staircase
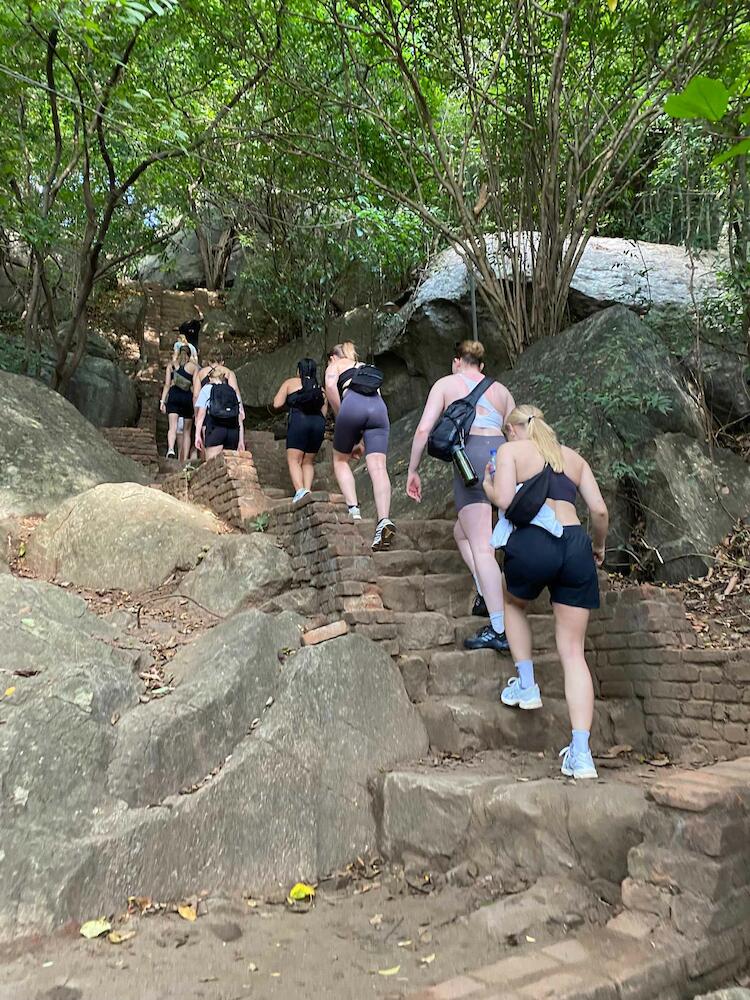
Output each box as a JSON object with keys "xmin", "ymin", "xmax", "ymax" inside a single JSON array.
[{"xmin": 349, "ymin": 516, "xmax": 646, "ymax": 757}]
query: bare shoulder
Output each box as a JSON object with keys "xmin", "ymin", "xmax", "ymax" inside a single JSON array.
[{"xmin": 561, "ymin": 445, "xmax": 586, "ymax": 477}]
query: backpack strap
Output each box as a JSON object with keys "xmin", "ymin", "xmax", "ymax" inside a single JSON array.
[{"xmin": 464, "ymin": 375, "xmax": 495, "ymax": 407}]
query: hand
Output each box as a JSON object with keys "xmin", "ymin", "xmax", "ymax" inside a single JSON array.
[
  {"xmin": 593, "ymin": 545, "xmax": 605, "ymax": 567},
  {"xmin": 351, "ymin": 442, "xmax": 365, "ymax": 461},
  {"xmin": 159, "ymin": 400, "xmax": 166, "ymax": 413},
  {"xmin": 406, "ymin": 471, "xmax": 422, "ymax": 502},
  {"xmin": 237, "ymin": 436, "xmax": 245, "ymax": 453},
  {"xmin": 195, "ymin": 428, "xmax": 204, "ymax": 452},
  {"xmin": 482, "ymin": 462, "xmax": 496, "ymax": 501}
]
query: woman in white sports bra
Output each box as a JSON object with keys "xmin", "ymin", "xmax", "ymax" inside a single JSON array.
[{"xmin": 406, "ymin": 340, "xmax": 515, "ymax": 651}]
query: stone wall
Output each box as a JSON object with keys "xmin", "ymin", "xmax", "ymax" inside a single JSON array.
[
  {"xmin": 620, "ymin": 756, "xmax": 750, "ymax": 994},
  {"xmin": 245, "ymin": 430, "xmax": 338, "ymax": 496},
  {"xmin": 99, "ymin": 426, "xmax": 159, "ymax": 475},
  {"xmin": 590, "ymin": 586, "xmax": 750, "ymax": 761},
  {"xmin": 161, "ymin": 451, "xmax": 269, "ymax": 527}
]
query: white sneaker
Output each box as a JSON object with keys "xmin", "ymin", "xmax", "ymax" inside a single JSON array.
[
  {"xmin": 559, "ymin": 745, "xmax": 598, "ymax": 780},
  {"xmin": 348, "ymin": 505, "xmax": 362, "ymax": 521},
  {"xmin": 166, "ymin": 449, "xmax": 176, "ymax": 459},
  {"xmin": 293, "ymin": 488, "xmax": 311, "ymax": 503},
  {"xmin": 372, "ymin": 518, "xmax": 396, "ymax": 551},
  {"xmin": 500, "ymin": 676, "xmax": 543, "ymax": 710}
]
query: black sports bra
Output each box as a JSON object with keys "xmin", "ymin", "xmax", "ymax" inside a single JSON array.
[{"xmin": 547, "ymin": 470, "xmax": 577, "ymax": 504}]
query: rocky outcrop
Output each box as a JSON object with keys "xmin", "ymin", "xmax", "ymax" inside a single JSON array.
[
  {"xmin": 641, "ymin": 433, "xmax": 750, "ymax": 582},
  {"xmin": 235, "ymin": 333, "xmax": 327, "ymax": 411},
  {"xmin": 1, "ymin": 593, "xmax": 428, "ymax": 940},
  {"xmin": 684, "ymin": 341, "xmax": 750, "ymax": 429},
  {"xmin": 27, "ymin": 482, "xmax": 220, "ymax": 592},
  {"xmin": 0, "ymin": 371, "xmax": 149, "ymax": 518},
  {"xmin": 178, "ymin": 533, "xmax": 294, "ymax": 616}
]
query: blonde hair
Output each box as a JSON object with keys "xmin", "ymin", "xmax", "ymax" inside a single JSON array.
[
  {"xmin": 331, "ymin": 341, "xmax": 359, "ymax": 362},
  {"xmin": 455, "ymin": 340, "xmax": 485, "ymax": 366},
  {"xmin": 175, "ymin": 345, "xmax": 192, "ymax": 366},
  {"xmin": 505, "ymin": 405, "xmax": 563, "ymax": 473}
]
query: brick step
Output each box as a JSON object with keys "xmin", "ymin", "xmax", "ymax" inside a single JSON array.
[
  {"xmin": 424, "ymin": 649, "xmax": 566, "ymax": 700},
  {"xmin": 372, "ymin": 547, "xmax": 466, "ymax": 576},
  {"xmin": 354, "ymin": 518, "xmax": 457, "ymax": 553},
  {"xmin": 417, "ymin": 695, "xmax": 646, "ymax": 755},
  {"xmin": 375, "ymin": 763, "xmax": 647, "ymax": 876}
]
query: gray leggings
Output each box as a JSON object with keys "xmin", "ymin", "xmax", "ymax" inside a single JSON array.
[
  {"xmin": 333, "ymin": 391, "xmax": 390, "ymax": 455},
  {"xmin": 453, "ymin": 434, "xmax": 505, "ymax": 511}
]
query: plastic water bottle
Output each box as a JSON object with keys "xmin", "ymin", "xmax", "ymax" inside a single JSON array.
[{"xmin": 488, "ymin": 448, "xmax": 497, "ymax": 477}]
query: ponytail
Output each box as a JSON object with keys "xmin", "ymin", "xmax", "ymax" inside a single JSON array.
[
  {"xmin": 505, "ymin": 405, "xmax": 563, "ymax": 472},
  {"xmin": 297, "ymin": 357, "xmax": 319, "ymax": 387},
  {"xmin": 331, "ymin": 341, "xmax": 359, "ymax": 363}
]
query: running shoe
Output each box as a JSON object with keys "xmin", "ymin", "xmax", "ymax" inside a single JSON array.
[
  {"xmin": 559, "ymin": 745, "xmax": 598, "ymax": 780},
  {"xmin": 293, "ymin": 488, "xmax": 311, "ymax": 503},
  {"xmin": 471, "ymin": 593, "xmax": 488, "ymax": 617},
  {"xmin": 500, "ymin": 676, "xmax": 543, "ymax": 710},
  {"xmin": 463, "ymin": 625, "xmax": 510, "ymax": 652},
  {"xmin": 348, "ymin": 505, "xmax": 362, "ymax": 521},
  {"xmin": 166, "ymin": 449, "xmax": 176, "ymax": 459},
  {"xmin": 372, "ymin": 518, "xmax": 396, "ymax": 551}
]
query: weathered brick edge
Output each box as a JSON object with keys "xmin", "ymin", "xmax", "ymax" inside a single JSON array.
[
  {"xmin": 407, "ymin": 757, "xmax": 750, "ymax": 1000},
  {"xmin": 100, "ymin": 426, "xmax": 160, "ymax": 475},
  {"xmin": 161, "ymin": 450, "xmax": 270, "ymax": 527}
]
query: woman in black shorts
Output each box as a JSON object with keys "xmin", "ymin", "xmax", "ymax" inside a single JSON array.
[
  {"xmin": 159, "ymin": 345, "xmax": 198, "ymax": 461},
  {"xmin": 483, "ymin": 405, "xmax": 609, "ymax": 780},
  {"xmin": 273, "ymin": 359, "xmax": 327, "ymax": 503},
  {"xmin": 324, "ymin": 341, "xmax": 395, "ymax": 550}
]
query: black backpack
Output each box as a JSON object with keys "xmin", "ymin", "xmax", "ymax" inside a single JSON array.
[
  {"xmin": 427, "ymin": 376, "xmax": 495, "ymax": 461},
  {"xmin": 288, "ymin": 380, "xmax": 324, "ymax": 415},
  {"xmin": 208, "ymin": 381, "xmax": 240, "ymax": 424},
  {"xmin": 505, "ymin": 465, "xmax": 553, "ymax": 526},
  {"xmin": 347, "ymin": 364, "xmax": 384, "ymax": 396}
]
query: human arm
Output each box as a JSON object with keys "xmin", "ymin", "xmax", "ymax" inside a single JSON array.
[
  {"xmin": 160, "ymin": 363, "xmax": 173, "ymax": 413},
  {"xmin": 227, "ymin": 370, "xmax": 245, "ymax": 424},
  {"xmin": 406, "ymin": 381, "xmax": 445, "ymax": 502},
  {"xmin": 483, "ymin": 442, "xmax": 517, "ymax": 509},
  {"xmin": 324, "ymin": 362, "xmax": 341, "ymax": 415},
  {"xmin": 194, "ymin": 407, "xmax": 206, "ymax": 452},
  {"xmin": 578, "ymin": 459, "xmax": 609, "ymax": 565},
  {"xmin": 503, "ymin": 387, "xmax": 516, "ymax": 424},
  {"xmin": 192, "ymin": 367, "xmax": 203, "ymax": 402},
  {"xmin": 272, "ymin": 378, "xmax": 291, "ymax": 412}
]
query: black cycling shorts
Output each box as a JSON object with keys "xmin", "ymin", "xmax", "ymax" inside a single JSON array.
[
  {"xmin": 286, "ymin": 410, "xmax": 326, "ymax": 454},
  {"xmin": 166, "ymin": 386, "xmax": 194, "ymax": 419},
  {"xmin": 503, "ymin": 524, "xmax": 600, "ymax": 609},
  {"xmin": 204, "ymin": 416, "xmax": 239, "ymax": 450}
]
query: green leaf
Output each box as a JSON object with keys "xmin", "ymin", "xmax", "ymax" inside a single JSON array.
[
  {"xmin": 739, "ymin": 108, "xmax": 750, "ymax": 126},
  {"xmin": 664, "ymin": 76, "xmax": 730, "ymax": 122},
  {"xmin": 711, "ymin": 137, "xmax": 750, "ymax": 167}
]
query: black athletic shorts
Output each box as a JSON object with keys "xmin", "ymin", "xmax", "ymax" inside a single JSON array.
[
  {"xmin": 286, "ymin": 409, "xmax": 326, "ymax": 454},
  {"xmin": 503, "ymin": 524, "xmax": 600, "ymax": 609},
  {"xmin": 166, "ymin": 386, "xmax": 194, "ymax": 419},
  {"xmin": 204, "ymin": 416, "xmax": 239, "ymax": 450}
]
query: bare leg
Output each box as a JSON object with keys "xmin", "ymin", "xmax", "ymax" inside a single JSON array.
[
  {"xmin": 333, "ymin": 449, "xmax": 357, "ymax": 507},
  {"xmin": 365, "ymin": 451, "xmax": 391, "ymax": 521},
  {"xmin": 503, "ymin": 586, "xmax": 533, "ymax": 661},
  {"xmin": 167, "ymin": 413, "xmax": 179, "ymax": 454},
  {"xmin": 456, "ymin": 503, "xmax": 504, "ymax": 615},
  {"xmin": 286, "ymin": 448, "xmax": 305, "ymax": 492},
  {"xmin": 205, "ymin": 445, "xmax": 224, "ymax": 461},
  {"xmin": 553, "ymin": 603, "xmax": 594, "ymax": 732},
  {"xmin": 302, "ymin": 453, "xmax": 316, "ymax": 490},
  {"xmin": 454, "ymin": 518, "xmax": 477, "ymax": 579},
  {"xmin": 180, "ymin": 419, "xmax": 193, "ymax": 463}
]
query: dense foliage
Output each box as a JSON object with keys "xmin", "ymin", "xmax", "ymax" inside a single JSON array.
[{"xmin": 0, "ymin": 0, "xmax": 746, "ymax": 378}]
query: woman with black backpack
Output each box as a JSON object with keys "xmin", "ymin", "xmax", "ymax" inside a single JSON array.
[
  {"xmin": 194, "ymin": 369, "xmax": 244, "ymax": 460},
  {"xmin": 406, "ymin": 340, "xmax": 515, "ymax": 651},
  {"xmin": 325, "ymin": 341, "xmax": 396, "ymax": 551},
  {"xmin": 272, "ymin": 358, "xmax": 328, "ymax": 503}
]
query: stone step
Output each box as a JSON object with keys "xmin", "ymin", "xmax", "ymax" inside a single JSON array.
[
  {"xmin": 375, "ymin": 763, "xmax": 647, "ymax": 880},
  {"xmin": 379, "ymin": 572, "xmax": 477, "ymax": 617},
  {"xmin": 372, "ymin": 547, "xmax": 466, "ymax": 576},
  {"xmin": 417, "ymin": 694, "xmax": 646, "ymax": 755},
  {"xmin": 427, "ymin": 649, "xmax": 566, "ymax": 700},
  {"xmin": 354, "ymin": 518, "xmax": 458, "ymax": 553}
]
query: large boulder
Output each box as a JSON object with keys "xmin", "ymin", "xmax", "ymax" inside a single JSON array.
[
  {"xmin": 684, "ymin": 341, "xmax": 750, "ymax": 429},
  {"xmin": 641, "ymin": 433, "xmax": 750, "ymax": 582},
  {"xmin": 236, "ymin": 333, "xmax": 327, "ymax": 411},
  {"xmin": 1, "ymin": 606, "xmax": 429, "ymax": 940},
  {"xmin": 379, "ymin": 235, "xmax": 718, "ymax": 388},
  {"xmin": 178, "ymin": 533, "xmax": 294, "ymax": 616},
  {"xmin": 0, "ymin": 370, "xmax": 149, "ymax": 518},
  {"xmin": 64, "ymin": 351, "xmax": 139, "ymax": 427},
  {"xmin": 27, "ymin": 482, "xmax": 221, "ymax": 592}
]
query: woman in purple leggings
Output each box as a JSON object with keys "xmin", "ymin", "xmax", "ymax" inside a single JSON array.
[{"xmin": 324, "ymin": 342, "xmax": 396, "ymax": 551}]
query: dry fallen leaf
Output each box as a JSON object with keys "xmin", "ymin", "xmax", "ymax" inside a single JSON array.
[
  {"xmin": 248, "ymin": 962, "xmax": 258, "ymax": 972},
  {"xmin": 602, "ymin": 744, "xmax": 632, "ymax": 759},
  {"xmin": 646, "ymin": 754, "xmax": 671, "ymax": 767},
  {"xmin": 419, "ymin": 953, "xmax": 436, "ymax": 966},
  {"xmin": 369, "ymin": 913, "xmax": 383, "ymax": 927},
  {"xmin": 108, "ymin": 929, "xmax": 136, "ymax": 944},
  {"xmin": 397, "ymin": 940, "xmax": 413, "ymax": 948},
  {"xmin": 3, "ymin": 687, "xmax": 15, "ymax": 698},
  {"xmin": 177, "ymin": 903, "xmax": 197, "ymax": 922},
  {"xmin": 525, "ymin": 935, "xmax": 536, "ymax": 943},
  {"xmin": 80, "ymin": 918, "xmax": 112, "ymax": 939},
  {"xmin": 377, "ymin": 965, "xmax": 401, "ymax": 977}
]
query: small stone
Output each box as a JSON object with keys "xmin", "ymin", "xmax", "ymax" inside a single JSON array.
[
  {"xmin": 209, "ymin": 921, "xmax": 242, "ymax": 943},
  {"xmin": 302, "ymin": 620, "xmax": 349, "ymax": 645}
]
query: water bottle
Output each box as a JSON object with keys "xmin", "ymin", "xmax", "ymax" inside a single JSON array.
[
  {"xmin": 488, "ymin": 448, "xmax": 497, "ymax": 477},
  {"xmin": 451, "ymin": 444, "xmax": 478, "ymax": 486}
]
